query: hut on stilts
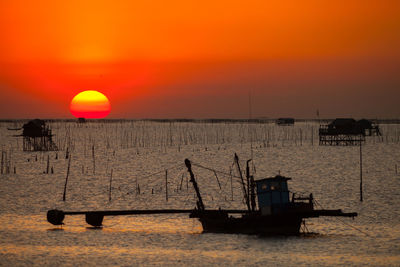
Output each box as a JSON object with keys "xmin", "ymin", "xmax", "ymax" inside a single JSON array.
[
  {"xmin": 319, "ymin": 118, "xmax": 381, "ymax": 146},
  {"xmin": 11, "ymin": 119, "xmax": 58, "ymax": 151}
]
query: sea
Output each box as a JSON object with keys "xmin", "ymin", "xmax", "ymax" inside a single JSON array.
[{"xmin": 0, "ymin": 120, "xmax": 399, "ymax": 266}]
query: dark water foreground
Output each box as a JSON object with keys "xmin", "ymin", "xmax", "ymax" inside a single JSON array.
[{"xmin": 0, "ymin": 121, "xmax": 399, "ymax": 266}]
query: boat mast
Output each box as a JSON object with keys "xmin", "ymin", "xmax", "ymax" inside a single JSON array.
[
  {"xmin": 235, "ymin": 153, "xmax": 251, "ymax": 211},
  {"xmin": 246, "ymin": 159, "xmax": 251, "ymax": 208},
  {"xmin": 246, "ymin": 159, "xmax": 256, "ymax": 212},
  {"xmin": 184, "ymin": 159, "xmax": 205, "ymax": 211}
]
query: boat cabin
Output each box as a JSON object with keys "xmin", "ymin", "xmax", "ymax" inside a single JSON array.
[{"xmin": 256, "ymin": 175, "xmax": 290, "ymax": 215}]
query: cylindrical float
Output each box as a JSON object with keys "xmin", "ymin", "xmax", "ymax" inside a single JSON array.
[
  {"xmin": 47, "ymin": 209, "xmax": 65, "ymax": 225},
  {"xmin": 85, "ymin": 212, "xmax": 104, "ymax": 227}
]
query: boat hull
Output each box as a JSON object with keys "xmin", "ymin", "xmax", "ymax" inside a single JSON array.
[{"xmin": 196, "ymin": 211, "xmax": 303, "ymax": 235}]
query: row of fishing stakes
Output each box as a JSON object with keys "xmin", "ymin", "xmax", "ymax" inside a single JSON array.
[
  {"xmin": 58, "ymin": 139, "xmax": 383, "ymax": 204},
  {"xmin": 1, "ymin": 150, "xmax": 16, "ymax": 175},
  {"xmin": 51, "ymin": 120, "xmax": 399, "ymax": 152},
  {"xmin": 62, "ymin": 158, "xmax": 172, "ymax": 203},
  {"xmin": 57, "ymin": 148, "xmax": 237, "ymax": 204}
]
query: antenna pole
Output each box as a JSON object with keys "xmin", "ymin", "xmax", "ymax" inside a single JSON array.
[
  {"xmin": 360, "ymin": 141, "xmax": 363, "ymax": 202},
  {"xmin": 249, "ymin": 90, "xmax": 254, "ymax": 160},
  {"xmin": 235, "ymin": 153, "xmax": 251, "ymax": 211},
  {"xmin": 246, "ymin": 159, "xmax": 251, "ymax": 208}
]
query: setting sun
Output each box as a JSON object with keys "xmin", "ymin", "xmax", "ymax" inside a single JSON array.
[{"xmin": 70, "ymin": 90, "xmax": 111, "ymax": 119}]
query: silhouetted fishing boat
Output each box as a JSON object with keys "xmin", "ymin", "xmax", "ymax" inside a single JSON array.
[
  {"xmin": 186, "ymin": 155, "xmax": 357, "ymax": 235},
  {"xmin": 47, "ymin": 155, "xmax": 357, "ymax": 235}
]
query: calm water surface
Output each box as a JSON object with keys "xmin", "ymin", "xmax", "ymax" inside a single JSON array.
[{"xmin": 0, "ymin": 121, "xmax": 399, "ymax": 266}]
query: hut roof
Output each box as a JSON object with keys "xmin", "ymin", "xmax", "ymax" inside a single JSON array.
[
  {"xmin": 357, "ymin": 119, "xmax": 373, "ymax": 129},
  {"xmin": 330, "ymin": 118, "xmax": 356, "ymax": 127},
  {"xmin": 22, "ymin": 119, "xmax": 48, "ymax": 137}
]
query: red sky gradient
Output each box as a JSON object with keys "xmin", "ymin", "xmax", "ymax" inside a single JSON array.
[{"xmin": 0, "ymin": 0, "xmax": 399, "ymax": 119}]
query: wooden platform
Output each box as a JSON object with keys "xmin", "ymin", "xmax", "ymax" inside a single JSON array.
[{"xmin": 319, "ymin": 133, "xmax": 365, "ymax": 146}]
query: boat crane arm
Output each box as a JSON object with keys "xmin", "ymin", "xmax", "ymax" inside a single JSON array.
[{"xmin": 185, "ymin": 159, "xmax": 205, "ymax": 211}]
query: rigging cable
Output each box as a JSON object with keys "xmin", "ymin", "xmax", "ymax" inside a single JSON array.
[
  {"xmin": 313, "ymin": 199, "xmax": 370, "ymax": 237},
  {"xmin": 125, "ymin": 163, "xmax": 184, "ymax": 195},
  {"xmin": 191, "ymin": 162, "xmax": 243, "ymax": 180}
]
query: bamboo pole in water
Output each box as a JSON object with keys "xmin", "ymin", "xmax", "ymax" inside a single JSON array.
[
  {"xmin": 165, "ymin": 170, "xmax": 168, "ymax": 201},
  {"xmin": 109, "ymin": 169, "xmax": 113, "ymax": 202},
  {"xmin": 46, "ymin": 155, "xmax": 50, "ymax": 174},
  {"xmin": 63, "ymin": 155, "xmax": 72, "ymax": 201},
  {"xmin": 92, "ymin": 145, "xmax": 95, "ymax": 175},
  {"xmin": 1, "ymin": 151, "xmax": 3, "ymax": 175}
]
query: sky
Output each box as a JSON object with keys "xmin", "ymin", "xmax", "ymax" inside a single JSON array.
[{"xmin": 0, "ymin": 0, "xmax": 399, "ymax": 119}]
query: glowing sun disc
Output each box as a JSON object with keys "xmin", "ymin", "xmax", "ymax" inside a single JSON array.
[{"xmin": 70, "ymin": 90, "xmax": 111, "ymax": 119}]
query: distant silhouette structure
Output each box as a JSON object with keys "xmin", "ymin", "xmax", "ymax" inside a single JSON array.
[
  {"xmin": 319, "ymin": 118, "xmax": 381, "ymax": 146},
  {"xmin": 16, "ymin": 119, "xmax": 58, "ymax": 151},
  {"xmin": 276, "ymin": 118, "xmax": 295, "ymax": 126}
]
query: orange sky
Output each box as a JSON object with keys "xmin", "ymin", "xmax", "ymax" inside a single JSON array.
[{"xmin": 0, "ymin": 0, "xmax": 399, "ymax": 118}]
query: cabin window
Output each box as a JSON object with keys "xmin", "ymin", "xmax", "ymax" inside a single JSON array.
[
  {"xmin": 262, "ymin": 184, "xmax": 267, "ymax": 190},
  {"xmin": 270, "ymin": 182, "xmax": 281, "ymax": 191}
]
